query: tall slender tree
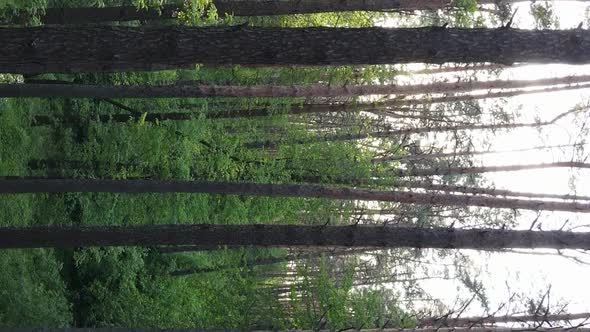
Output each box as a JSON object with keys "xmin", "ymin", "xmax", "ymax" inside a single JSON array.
[
  {"xmin": 5, "ymin": 75, "xmax": 590, "ymax": 97},
  {"xmin": 1, "ymin": 179, "xmax": 590, "ymax": 212},
  {"xmin": 372, "ymin": 143, "xmax": 586, "ymax": 163},
  {"xmin": 418, "ymin": 312, "xmax": 590, "ymax": 327},
  {"xmin": 392, "ymin": 161, "xmax": 590, "ymax": 177},
  {"xmin": 245, "ymin": 108, "xmax": 578, "ymax": 148},
  {"xmin": 393, "ymin": 181, "xmax": 590, "ymax": 201},
  {"xmin": 35, "ymin": 0, "xmax": 589, "ymax": 24},
  {"xmin": 0, "ymin": 224, "xmax": 589, "ymax": 250}
]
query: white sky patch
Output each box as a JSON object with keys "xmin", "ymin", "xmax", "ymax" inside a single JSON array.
[{"xmin": 390, "ymin": 1, "xmax": 590, "ymax": 318}]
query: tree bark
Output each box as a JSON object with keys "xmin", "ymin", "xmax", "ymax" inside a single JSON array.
[
  {"xmin": 1, "ymin": 224, "xmax": 590, "ymax": 250},
  {"xmin": 170, "ymin": 256, "xmax": 291, "ymax": 276},
  {"xmin": 418, "ymin": 312, "xmax": 590, "ymax": 327},
  {"xmin": 395, "ymin": 181, "xmax": 590, "ymax": 201},
  {"xmin": 394, "ymin": 162, "xmax": 590, "ymax": 177},
  {"xmin": 372, "ymin": 143, "xmax": 586, "ymax": 163},
  {"xmin": 31, "ymin": 104, "xmax": 354, "ymax": 126},
  {"xmin": 36, "ymin": 0, "xmax": 588, "ymax": 24},
  {"xmin": 404, "ymin": 63, "xmax": 520, "ymax": 75},
  {"xmin": 390, "ymin": 83, "xmax": 590, "ymax": 106},
  {"xmin": 38, "ymin": 1, "xmax": 452, "ymax": 24},
  {"xmin": 5, "ymin": 74, "xmax": 590, "ymax": 97},
  {"xmin": 3, "ymin": 27, "xmax": 590, "ymax": 74},
  {"xmin": 5, "ymin": 329, "xmax": 590, "ymax": 332},
  {"xmin": 2, "ymin": 179, "xmax": 590, "ymax": 212}
]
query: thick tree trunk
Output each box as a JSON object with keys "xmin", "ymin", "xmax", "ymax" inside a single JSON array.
[
  {"xmin": 5, "ymin": 74, "xmax": 590, "ymax": 97},
  {"xmin": 394, "ymin": 162, "xmax": 590, "ymax": 177},
  {"xmin": 0, "ymin": 224, "xmax": 590, "ymax": 250},
  {"xmin": 2, "ymin": 179, "xmax": 590, "ymax": 212},
  {"xmin": 418, "ymin": 312, "xmax": 590, "ymax": 327},
  {"xmin": 3, "ymin": 27, "xmax": 590, "ymax": 74}
]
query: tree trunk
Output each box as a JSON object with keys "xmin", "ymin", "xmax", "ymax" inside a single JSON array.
[
  {"xmin": 36, "ymin": 0, "xmax": 588, "ymax": 24},
  {"xmin": 394, "ymin": 162, "xmax": 590, "ymax": 177},
  {"xmin": 390, "ymin": 83, "xmax": 590, "ymax": 106},
  {"xmin": 395, "ymin": 181, "xmax": 590, "ymax": 201},
  {"xmin": 418, "ymin": 312, "xmax": 590, "ymax": 327},
  {"xmin": 2, "ymin": 179, "xmax": 590, "ymax": 212},
  {"xmin": 170, "ymin": 256, "xmax": 291, "ymax": 276},
  {"xmin": 245, "ymin": 119, "xmax": 567, "ymax": 149},
  {"xmin": 404, "ymin": 63, "xmax": 521, "ymax": 75},
  {"xmin": 5, "ymin": 329, "xmax": 590, "ymax": 332},
  {"xmin": 3, "ymin": 27, "xmax": 590, "ymax": 74},
  {"xmin": 5, "ymin": 74, "xmax": 590, "ymax": 97},
  {"xmin": 1, "ymin": 224, "xmax": 590, "ymax": 250},
  {"xmin": 41, "ymin": 0, "xmax": 453, "ymax": 25},
  {"xmin": 31, "ymin": 104, "xmax": 355, "ymax": 126},
  {"xmin": 372, "ymin": 143, "xmax": 586, "ymax": 163}
]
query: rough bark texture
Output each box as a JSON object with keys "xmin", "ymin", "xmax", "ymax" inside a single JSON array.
[
  {"xmin": 4, "ymin": 74, "xmax": 590, "ymax": 97},
  {"xmin": 3, "ymin": 27, "xmax": 590, "ymax": 74},
  {"xmin": 1, "ymin": 224, "xmax": 590, "ymax": 250},
  {"xmin": 2, "ymin": 179, "xmax": 590, "ymax": 212}
]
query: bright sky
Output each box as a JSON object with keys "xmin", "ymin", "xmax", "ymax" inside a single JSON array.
[{"xmin": 397, "ymin": 1, "xmax": 590, "ymax": 320}]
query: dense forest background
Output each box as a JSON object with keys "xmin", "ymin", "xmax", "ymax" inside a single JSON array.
[{"xmin": 1, "ymin": 0, "xmax": 590, "ymax": 330}]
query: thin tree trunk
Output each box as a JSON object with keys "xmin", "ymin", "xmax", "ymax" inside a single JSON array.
[
  {"xmin": 156, "ymin": 245, "xmax": 245, "ymax": 253},
  {"xmin": 1, "ymin": 224, "xmax": 590, "ymax": 250},
  {"xmin": 2, "ymin": 179, "xmax": 590, "ymax": 212},
  {"xmin": 418, "ymin": 312, "xmax": 590, "ymax": 327},
  {"xmin": 170, "ymin": 256, "xmax": 291, "ymax": 276},
  {"xmin": 3, "ymin": 27, "xmax": 590, "ymax": 74},
  {"xmin": 36, "ymin": 0, "xmax": 588, "ymax": 24},
  {"xmin": 404, "ymin": 63, "xmax": 523, "ymax": 75},
  {"xmin": 389, "ymin": 83, "xmax": 590, "ymax": 106},
  {"xmin": 245, "ymin": 111, "xmax": 574, "ymax": 148},
  {"xmin": 40, "ymin": 0, "xmax": 452, "ymax": 25},
  {"xmin": 394, "ymin": 162, "xmax": 590, "ymax": 177},
  {"xmin": 5, "ymin": 74, "xmax": 590, "ymax": 97},
  {"xmin": 395, "ymin": 181, "xmax": 590, "ymax": 201},
  {"xmin": 31, "ymin": 104, "xmax": 357, "ymax": 126},
  {"xmin": 372, "ymin": 143, "xmax": 586, "ymax": 163},
  {"xmin": 6, "ymin": 329, "xmax": 590, "ymax": 332}
]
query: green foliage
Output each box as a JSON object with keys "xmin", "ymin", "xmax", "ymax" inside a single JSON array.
[
  {"xmin": 530, "ymin": 0, "xmax": 559, "ymax": 29},
  {"xmin": 0, "ymin": 249, "xmax": 71, "ymax": 327},
  {"xmin": 178, "ymin": 0, "xmax": 220, "ymax": 26},
  {"xmin": 0, "ymin": 2, "xmax": 419, "ymax": 328},
  {"xmin": 289, "ymin": 259, "xmax": 410, "ymax": 330}
]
